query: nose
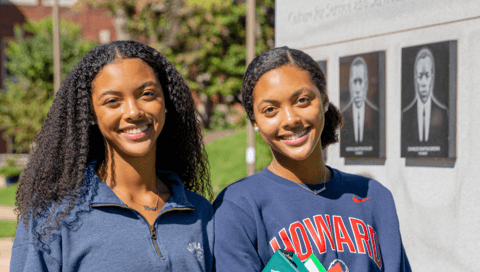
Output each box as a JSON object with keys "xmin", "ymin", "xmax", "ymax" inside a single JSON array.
[
  {"xmin": 124, "ymin": 98, "xmax": 143, "ymax": 120},
  {"xmin": 282, "ymin": 106, "xmax": 301, "ymax": 129}
]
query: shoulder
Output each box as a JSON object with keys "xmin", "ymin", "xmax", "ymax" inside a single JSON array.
[
  {"xmin": 12, "ymin": 213, "xmax": 63, "ymax": 265},
  {"xmin": 214, "ymin": 171, "xmax": 269, "ymax": 206},
  {"xmin": 341, "ymin": 103, "xmax": 353, "ymax": 115},
  {"xmin": 213, "ymin": 171, "xmax": 276, "ymax": 218},
  {"xmin": 184, "ymin": 190, "xmax": 213, "ymax": 213},
  {"xmin": 331, "ymin": 167, "xmax": 394, "ymax": 200},
  {"xmin": 402, "ymin": 99, "xmax": 417, "ymax": 116},
  {"xmin": 431, "ymin": 97, "xmax": 448, "ymax": 112}
]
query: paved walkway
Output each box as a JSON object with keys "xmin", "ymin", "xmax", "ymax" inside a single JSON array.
[
  {"xmin": 0, "ymin": 206, "xmax": 15, "ymax": 271},
  {"xmin": 0, "ymin": 206, "xmax": 16, "ymax": 221},
  {"xmin": 0, "ymin": 238, "xmax": 13, "ymax": 272},
  {"xmin": 203, "ymin": 129, "xmax": 237, "ymax": 145}
]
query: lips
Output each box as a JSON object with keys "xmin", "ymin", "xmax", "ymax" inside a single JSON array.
[
  {"xmin": 121, "ymin": 124, "xmax": 150, "ymax": 140},
  {"xmin": 279, "ymin": 127, "xmax": 311, "ymax": 145},
  {"xmin": 122, "ymin": 124, "xmax": 148, "ymax": 134}
]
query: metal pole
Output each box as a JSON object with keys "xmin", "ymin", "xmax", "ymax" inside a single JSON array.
[
  {"xmin": 246, "ymin": 0, "xmax": 256, "ymax": 176},
  {"xmin": 53, "ymin": 0, "xmax": 61, "ymax": 95}
]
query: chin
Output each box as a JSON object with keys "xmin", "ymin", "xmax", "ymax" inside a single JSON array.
[
  {"xmin": 116, "ymin": 143, "xmax": 156, "ymax": 158},
  {"xmin": 273, "ymin": 145, "xmax": 316, "ymax": 162}
]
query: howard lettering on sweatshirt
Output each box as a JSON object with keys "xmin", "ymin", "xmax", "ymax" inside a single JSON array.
[{"xmin": 269, "ymin": 214, "xmax": 382, "ymax": 269}]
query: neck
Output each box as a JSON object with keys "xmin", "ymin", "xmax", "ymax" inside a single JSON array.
[
  {"xmin": 269, "ymin": 143, "xmax": 329, "ymax": 185},
  {"xmin": 101, "ymin": 144, "xmax": 158, "ymax": 193}
]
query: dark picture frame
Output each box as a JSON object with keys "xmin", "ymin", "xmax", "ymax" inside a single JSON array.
[
  {"xmin": 401, "ymin": 40, "xmax": 457, "ymax": 158},
  {"xmin": 339, "ymin": 51, "xmax": 386, "ymax": 158}
]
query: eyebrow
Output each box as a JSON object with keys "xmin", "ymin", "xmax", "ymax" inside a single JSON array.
[
  {"xmin": 259, "ymin": 87, "xmax": 313, "ymax": 104},
  {"xmin": 136, "ymin": 81, "xmax": 161, "ymax": 91},
  {"xmin": 97, "ymin": 81, "xmax": 161, "ymax": 100}
]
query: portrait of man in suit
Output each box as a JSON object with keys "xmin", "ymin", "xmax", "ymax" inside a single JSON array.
[
  {"xmin": 340, "ymin": 54, "xmax": 383, "ymax": 158},
  {"xmin": 401, "ymin": 47, "xmax": 449, "ymax": 157}
]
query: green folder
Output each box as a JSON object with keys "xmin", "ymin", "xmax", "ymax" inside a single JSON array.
[{"xmin": 262, "ymin": 250, "xmax": 327, "ymax": 272}]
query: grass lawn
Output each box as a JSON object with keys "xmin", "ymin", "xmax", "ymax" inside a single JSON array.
[
  {"xmin": 0, "ymin": 183, "xmax": 18, "ymax": 207},
  {"xmin": 206, "ymin": 128, "xmax": 272, "ymax": 196},
  {"xmin": 0, "ymin": 220, "xmax": 17, "ymax": 237}
]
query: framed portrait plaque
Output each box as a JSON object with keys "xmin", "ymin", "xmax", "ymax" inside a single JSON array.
[
  {"xmin": 339, "ymin": 51, "xmax": 386, "ymax": 158},
  {"xmin": 401, "ymin": 40, "xmax": 457, "ymax": 158}
]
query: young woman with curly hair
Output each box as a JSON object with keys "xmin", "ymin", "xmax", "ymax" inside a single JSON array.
[
  {"xmin": 11, "ymin": 41, "xmax": 213, "ymax": 272},
  {"xmin": 214, "ymin": 47, "xmax": 411, "ymax": 271}
]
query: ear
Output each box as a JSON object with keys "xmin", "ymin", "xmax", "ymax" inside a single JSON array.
[
  {"xmin": 252, "ymin": 122, "xmax": 259, "ymax": 132},
  {"xmin": 321, "ymin": 93, "xmax": 330, "ymax": 110},
  {"xmin": 323, "ymin": 102, "xmax": 330, "ymax": 113}
]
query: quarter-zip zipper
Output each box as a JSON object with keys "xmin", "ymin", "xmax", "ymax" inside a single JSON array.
[
  {"xmin": 90, "ymin": 204, "xmax": 194, "ymax": 259},
  {"xmin": 149, "ymin": 225, "xmax": 162, "ymax": 257}
]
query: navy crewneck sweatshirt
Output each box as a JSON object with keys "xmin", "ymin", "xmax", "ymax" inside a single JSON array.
[{"xmin": 213, "ymin": 166, "xmax": 411, "ymax": 272}]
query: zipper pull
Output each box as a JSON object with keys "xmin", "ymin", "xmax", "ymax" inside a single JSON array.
[{"xmin": 150, "ymin": 225, "xmax": 157, "ymax": 239}]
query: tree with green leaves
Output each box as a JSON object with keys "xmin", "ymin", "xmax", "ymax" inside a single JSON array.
[
  {"xmin": 128, "ymin": 0, "xmax": 275, "ymax": 128},
  {"xmin": 0, "ymin": 18, "xmax": 97, "ymax": 153}
]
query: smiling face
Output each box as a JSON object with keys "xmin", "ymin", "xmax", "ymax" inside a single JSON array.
[
  {"xmin": 91, "ymin": 58, "xmax": 166, "ymax": 158},
  {"xmin": 415, "ymin": 55, "xmax": 434, "ymax": 104},
  {"xmin": 349, "ymin": 62, "xmax": 367, "ymax": 108},
  {"xmin": 252, "ymin": 64, "xmax": 327, "ymax": 162}
]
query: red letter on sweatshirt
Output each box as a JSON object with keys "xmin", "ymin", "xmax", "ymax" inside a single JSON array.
[
  {"xmin": 279, "ymin": 228, "xmax": 295, "ymax": 252},
  {"xmin": 368, "ymin": 225, "xmax": 382, "ymax": 269},
  {"xmin": 270, "ymin": 237, "xmax": 280, "ymax": 253},
  {"xmin": 333, "ymin": 216, "xmax": 356, "ymax": 253},
  {"xmin": 303, "ymin": 215, "xmax": 336, "ymax": 254},
  {"xmin": 349, "ymin": 218, "xmax": 372, "ymax": 257},
  {"xmin": 289, "ymin": 222, "xmax": 313, "ymax": 261}
]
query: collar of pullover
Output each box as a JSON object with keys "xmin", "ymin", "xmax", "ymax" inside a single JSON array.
[{"xmin": 85, "ymin": 160, "xmax": 194, "ymax": 212}]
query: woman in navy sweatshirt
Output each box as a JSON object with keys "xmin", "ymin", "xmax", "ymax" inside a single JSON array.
[
  {"xmin": 11, "ymin": 41, "xmax": 214, "ymax": 272},
  {"xmin": 214, "ymin": 47, "xmax": 411, "ymax": 271}
]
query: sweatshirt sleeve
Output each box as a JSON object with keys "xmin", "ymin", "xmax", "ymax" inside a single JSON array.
[
  {"xmin": 376, "ymin": 190, "xmax": 412, "ymax": 272},
  {"xmin": 10, "ymin": 220, "xmax": 61, "ymax": 272},
  {"xmin": 214, "ymin": 198, "xmax": 263, "ymax": 272},
  {"xmin": 10, "ymin": 244, "xmax": 61, "ymax": 272}
]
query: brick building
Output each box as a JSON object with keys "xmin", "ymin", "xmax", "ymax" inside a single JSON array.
[{"xmin": 0, "ymin": 0, "xmax": 116, "ymax": 154}]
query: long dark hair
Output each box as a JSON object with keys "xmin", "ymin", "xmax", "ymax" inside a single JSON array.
[
  {"xmin": 16, "ymin": 41, "xmax": 211, "ymax": 235},
  {"xmin": 241, "ymin": 46, "xmax": 343, "ymax": 149}
]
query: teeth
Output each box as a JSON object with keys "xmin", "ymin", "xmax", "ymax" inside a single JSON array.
[
  {"xmin": 123, "ymin": 125, "xmax": 148, "ymax": 135},
  {"xmin": 284, "ymin": 128, "xmax": 310, "ymax": 140}
]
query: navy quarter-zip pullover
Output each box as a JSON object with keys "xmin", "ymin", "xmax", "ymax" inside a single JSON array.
[{"xmin": 11, "ymin": 160, "xmax": 214, "ymax": 272}]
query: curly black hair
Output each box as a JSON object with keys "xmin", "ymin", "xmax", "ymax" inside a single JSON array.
[
  {"xmin": 241, "ymin": 46, "xmax": 344, "ymax": 149},
  {"xmin": 16, "ymin": 40, "xmax": 212, "ymax": 234}
]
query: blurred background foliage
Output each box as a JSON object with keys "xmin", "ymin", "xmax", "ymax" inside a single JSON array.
[{"xmin": 0, "ymin": 18, "xmax": 97, "ymax": 153}]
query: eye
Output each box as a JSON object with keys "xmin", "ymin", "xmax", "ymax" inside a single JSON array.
[
  {"xmin": 143, "ymin": 91, "xmax": 156, "ymax": 96},
  {"xmin": 104, "ymin": 98, "xmax": 120, "ymax": 106},
  {"xmin": 262, "ymin": 106, "xmax": 277, "ymax": 117},
  {"xmin": 297, "ymin": 97, "xmax": 311, "ymax": 105},
  {"xmin": 142, "ymin": 90, "xmax": 159, "ymax": 100}
]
